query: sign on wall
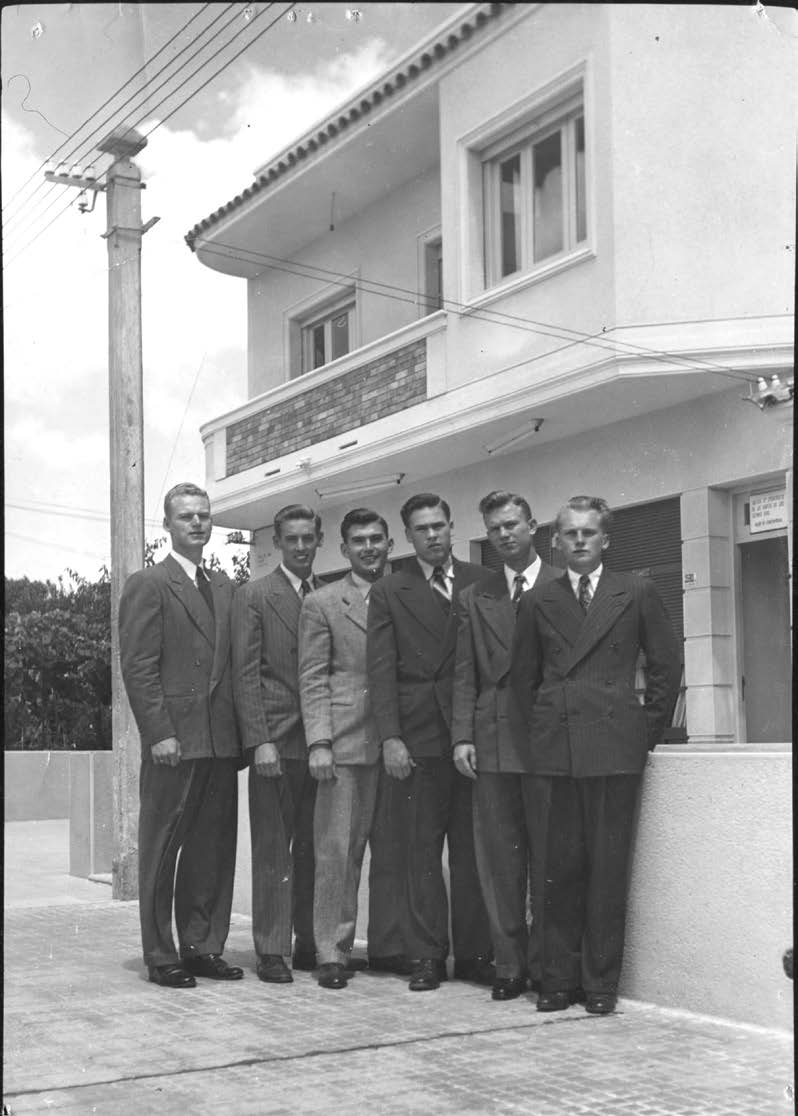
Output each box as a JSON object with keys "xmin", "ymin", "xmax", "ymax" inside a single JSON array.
[{"xmin": 749, "ymin": 490, "xmax": 787, "ymax": 534}]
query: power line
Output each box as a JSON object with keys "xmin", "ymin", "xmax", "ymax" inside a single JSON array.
[
  {"xmin": 196, "ymin": 238, "xmax": 762, "ymax": 386},
  {"xmin": 2, "ymin": 4, "xmax": 242, "ymax": 248},
  {"xmin": 154, "ymin": 352, "xmax": 209, "ymax": 524},
  {"xmin": 7, "ymin": 499, "xmax": 164, "ymax": 530},
  {"xmin": 4, "ymin": 3, "xmax": 294, "ymax": 266},
  {"xmin": 2, "ymin": 3, "xmax": 226, "ymax": 232}
]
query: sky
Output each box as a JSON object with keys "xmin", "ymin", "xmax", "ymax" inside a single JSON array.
[{"xmin": 2, "ymin": 1, "xmax": 465, "ymax": 582}]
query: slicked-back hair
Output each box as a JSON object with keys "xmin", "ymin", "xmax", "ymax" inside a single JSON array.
[
  {"xmin": 555, "ymin": 495, "xmax": 613, "ymax": 533},
  {"xmin": 478, "ymin": 490, "xmax": 534, "ymax": 523},
  {"xmin": 340, "ymin": 508, "xmax": 389, "ymax": 542},
  {"xmin": 400, "ymin": 493, "xmax": 451, "ymax": 528},
  {"xmin": 163, "ymin": 482, "xmax": 209, "ymax": 519},
  {"xmin": 273, "ymin": 503, "xmax": 322, "ymax": 538}
]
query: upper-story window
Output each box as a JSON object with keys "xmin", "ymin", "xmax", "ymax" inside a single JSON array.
[
  {"xmin": 482, "ymin": 98, "xmax": 586, "ymax": 287},
  {"xmin": 301, "ymin": 294, "xmax": 355, "ymax": 373}
]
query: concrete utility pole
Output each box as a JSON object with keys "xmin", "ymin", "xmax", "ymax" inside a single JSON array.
[
  {"xmin": 45, "ymin": 127, "xmax": 157, "ymax": 900},
  {"xmin": 99, "ymin": 128, "xmax": 158, "ymax": 901}
]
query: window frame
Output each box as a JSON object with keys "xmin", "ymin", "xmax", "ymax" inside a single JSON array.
[
  {"xmin": 299, "ymin": 292, "xmax": 356, "ymax": 375},
  {"xmin": 457, "ymin": 61, "xmax": 594, "ymax": 306}
]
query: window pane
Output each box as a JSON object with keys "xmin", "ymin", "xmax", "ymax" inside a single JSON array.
[
  {"xmin": 575, "ymin": 115, "xmax": 586, "ymax": 243},
  {"xmin": 499, "ymin": 153, "xmax": 522, "ymax": 277},
  {"xmin": 312, "ymin": 323, "xmax": 326, "ymax": 369},
  {"xmin": 330, "ymin": 311, "xmax": 349, "ymax": 361},
  {"xmin": 533, "ymin": 130, "xmax": 563, "ymax": 262}
]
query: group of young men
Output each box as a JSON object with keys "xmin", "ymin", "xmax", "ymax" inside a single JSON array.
[{"xmin": 119, "ymin": 482, "xmax": 680, "ymax": 1015}]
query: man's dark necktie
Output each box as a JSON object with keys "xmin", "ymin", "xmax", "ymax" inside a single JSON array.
[
  {"xmin": 196, "ymin": 569, "xmax": 215, "ymax": 617},
  {"xmin": 431, "ymin": 566, "xmax": 451, "ymax": 613},
  {"xmin": 577, "ymin": 574, "xmax": 592, "ymax": 614},
  {"xmin": 512, "ymin": 574, "xmax": 526, "ymax": 608},
  {"xmin": 300, "ymin": 579, "xmax": 312, "ymax": 599}
]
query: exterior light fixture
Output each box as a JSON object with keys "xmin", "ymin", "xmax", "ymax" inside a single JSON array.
[
  {"xmin": 315, "ymin": 473, "xmax": 405, "ymax": 499},
  {"xmin": 742, "ymin": 374, "xmax": 794, "ymax": 411},
  {"xmin": 483, "ymin": 418, "xmax": 545, "ymax": 455}
]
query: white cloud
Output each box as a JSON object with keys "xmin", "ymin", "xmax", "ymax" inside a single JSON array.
[{"xmin": 3, "ymin": 41, "xmax": 390, "ymax": 580}]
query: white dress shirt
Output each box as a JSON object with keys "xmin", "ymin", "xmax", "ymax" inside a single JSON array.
[
  {"xmin": 280, "ymin": 563, "xmax": 314, "ymax": 597},
  {"xmin": 567, "ymin": 563, "xmax": 603, "ymax": 601},
  {"xmin": 504, "ymin": 554, "xmax": 543, "ymax": 597},
  {"xmin": 169, "ymin": 549, "xmax": 206, "ymax": 586},
  {"xmin": 416, "ymin": 555, "xmax": 454, "ymax": 599}
]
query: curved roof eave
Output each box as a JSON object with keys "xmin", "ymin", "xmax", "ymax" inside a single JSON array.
[{"xmin": 184, "ymin": 2, "xmax": 510, "ymax": 252}]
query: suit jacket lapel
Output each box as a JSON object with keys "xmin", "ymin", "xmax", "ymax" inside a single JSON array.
[
  {"xmin": 268, "ymin": 567, "xmax": 301, "ymax": 634},
  {"xmin": 535, "ymin": 574, "xmax": 584, "ymax": 649},
  {"xmin": 473, "ymin": 573, "xmax": 512, "ymax": 651},
  {"xmin": 164, "ymin": 555, "xmax": 215, "ymax": 647},
  {"xmin": 341, "ymin": 573, "xmax": 367, "ymax": 633},
  {"xmin": 397, "ymin": 565, "xmax": 448, "ymax": 642},
  {"xmin": 208, "ymin": 572, "xmax": 229, "ymax": 686},
  {"xmin": 565, "ymin": 570, "xmax": 632, "ymax": 672}
]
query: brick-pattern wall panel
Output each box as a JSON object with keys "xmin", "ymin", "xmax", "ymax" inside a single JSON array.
[{"xmin": 226, "ymin": 339, "xmax": 427, "ymax": 477}]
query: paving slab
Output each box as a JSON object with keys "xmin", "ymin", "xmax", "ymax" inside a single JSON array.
[{"xmin": 3, "ymin": 821, "xmax": 794, "ymax": 1115}]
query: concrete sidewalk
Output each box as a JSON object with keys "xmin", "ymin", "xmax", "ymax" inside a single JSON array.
[{"xmin": 3, "ymin": 821, "xmax": 794, "ymax": 1115}]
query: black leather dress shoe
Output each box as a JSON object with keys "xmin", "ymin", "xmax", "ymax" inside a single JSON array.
[
  {"xmin": 367, "ymin": 955, "xmax": 414, "ymax": 976},
  {"xmin": 256, "ymin": 954, "xmax": 293, "ymax": 983},
  {"xmin": 148, "ymin": 963, "xmax": 196, "ymax": 989},
  {"xmin": 318, "ymin": 962, "xmax": 348, "ymax": 989},
  {"xmin": 491, "ymin": 976, "xmax": 526, "ymax": 1001},
  {"xmin": 292, "ymin": 949, "xmax": 317, "ymax": 972},
  {"xmin": 453, "ymin": 956, "xmax": 495, "ymax": 986},
  {"xmin": 536, "ymin": 990, "xmax": 572, "ymax": 1012},
  {"xmin": 183, "ymin": 954, "xmax": 244, "ymax": 981},
  {"xmin": 408, "ymin": 958, "xmax": 448, "ymax": 991},
  {"xmin": 585, "ymin": 992, "xmax": 617, "ymax": 1015}
]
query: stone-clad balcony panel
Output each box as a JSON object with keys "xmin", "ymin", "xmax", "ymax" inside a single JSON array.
[{"xmin": 225, "ymin": 338, "xmax": 427, "ymax": 478}]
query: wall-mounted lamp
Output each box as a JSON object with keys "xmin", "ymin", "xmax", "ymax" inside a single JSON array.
[
  {"xmin": 483, "ymin": 418, "xmax": 545, "ymax": 455},
  {"xmin": 742, "ymin": 374, "xmax": 794, "ymax": 411},
  {"xmin": 315, "ymin": 473, "xmax": 405, "ymax": 500}
]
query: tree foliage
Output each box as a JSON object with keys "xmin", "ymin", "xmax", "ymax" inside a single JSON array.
[{"xmin": 4, "ymin": 539, "xmax": 250, "ymax": 751}]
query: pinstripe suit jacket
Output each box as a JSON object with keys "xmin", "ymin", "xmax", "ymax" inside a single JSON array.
[
  {"xmin": 232, "ymin": 566, "xmax": 317, "ymax": 758},
  {"xmin": 510, "ymin": 569, "xmax": 680, "ymax": 777},
  {"xmin": 298, "ymin": 572, "xmax": 379, "ymax": 765},
  {"xmin": 367, "ymin": 557, "xmax": 488, "ymax": 757},
  {"xmin": 119, "ymin": 554, "xmax": 239, "ymax": 760},
  {"xmin": 452, "ymin": 563, "xmax": 559, "ymax": 772}
]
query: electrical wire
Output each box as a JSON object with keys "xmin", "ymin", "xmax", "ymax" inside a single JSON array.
[
  {"xmin": 195, "ymin": 238, "xmax": 766, "ymax": 386},
  {"xmin": 153, "ymin": 352, "xmax": 209, "ymax": 524},
  {"xmin": 2, "ymin": 3, "xmax": 224, "ymax": 229}
]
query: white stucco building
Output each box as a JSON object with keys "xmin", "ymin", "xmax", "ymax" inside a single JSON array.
[{"xmin": 186, "ymin": 3, "xmax": 794, "ymax": 1028}]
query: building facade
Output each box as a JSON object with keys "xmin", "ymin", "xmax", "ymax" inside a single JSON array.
[{"xmin": 186, "ymin": 3, "xmax": 794, "ymax": 1028}]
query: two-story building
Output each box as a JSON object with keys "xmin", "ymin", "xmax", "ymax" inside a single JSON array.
[{"xmin": 186, "ymin": 3, "xmax": 794, "ymax": 1028}]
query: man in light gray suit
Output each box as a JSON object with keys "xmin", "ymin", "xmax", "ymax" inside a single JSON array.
[{"xmin": 299, "ymin": 509, "xmax": 406, "ymax": 989}]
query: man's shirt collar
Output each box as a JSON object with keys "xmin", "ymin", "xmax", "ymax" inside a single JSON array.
[
  {"xmin": 349, "ymin": 569, "xmax": 375, "ymax": 599},
  {"xmin": 170, "ymin": 550, "xmax": 201, "ymax": 583},
  {"xmin": 504, "ymin": 554, "xmax": 542, "ymax": 597},
  {"xmin": 567, "ymin": 563, "xmax": 603, "ymax": 594},
  {"xmin": 416, "ymin": 555, "xmax": 454, "ymax": 583},
  {"xmin": 280, "ymin": 563, "xmax": 312, "ymax": 596}
]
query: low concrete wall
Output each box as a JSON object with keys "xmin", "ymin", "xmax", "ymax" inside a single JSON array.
[
  {"xmin": 621, "ymin": 748, "xmax": 793, "ymax": 1031},
  {"xmin": 4, "ymin": 751, "xmax": 71, "ymax": 821}
]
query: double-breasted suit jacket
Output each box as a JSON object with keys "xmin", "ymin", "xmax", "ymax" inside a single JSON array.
[
  {"xmin": 452, "ymin": 564, "xmax": 559, "ymax": 772},
  {"xmin": 232, "ymin": 566, "xmax": 318, "ymax": 957},
  {"xmin": 511, "ymin": 569, "xmax": 681, "ymax": 776},
  {"xmin": 368, "ymin": 558, "xmax": 487, "ymax": 756},
  {"xmin": 119, "ymin": 554, "xmax": 240, "ymax": 968},
  {"xmin": 120, "ymin": 554, "xmax": 239, "ymax": 760},
  {"xmin": 367, "ymin": 557, "xmax": 492, "ymax": 963},
  {"xmin": 510, "ymin": 567, "xmax": 680, "ymax": 994}
]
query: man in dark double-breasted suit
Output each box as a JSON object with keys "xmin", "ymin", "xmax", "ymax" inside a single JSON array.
[
  {"xmin": 452, "ymin": 491, "xmax": 559, "ymax": 1002},
  {"xmin": 511, "ymin": 495, "xmax": 680, "ymax": 1015},
  {"xmin": 367, "ymin": 493, "xmax": 493, "ymax": 992},
  {"xmin": 232, "ymin": 504, "xmax": 324, "ymax": 984},
  {"xmin": 119, "ymin": 482, "xmax": 242, "ymax": 989}
]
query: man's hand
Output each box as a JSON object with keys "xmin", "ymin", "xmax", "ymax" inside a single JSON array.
[
  {"xmin": 253, "ymin": 742, "xmax": 282, "ymax": 778},
  {"xmin": 309, "ymin": 744, "xmax": 336, "ymax": 782},
  {"xmin": 151, "ymin": 737, "xmax": 181, "ymax": 766},
  {"xmin": 453, "ymin": 743, "xmax": 478, "ymax": 780},
  {"xmin": 382, "ymin": 737, "xmax": 415, "ymax": 780}
]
